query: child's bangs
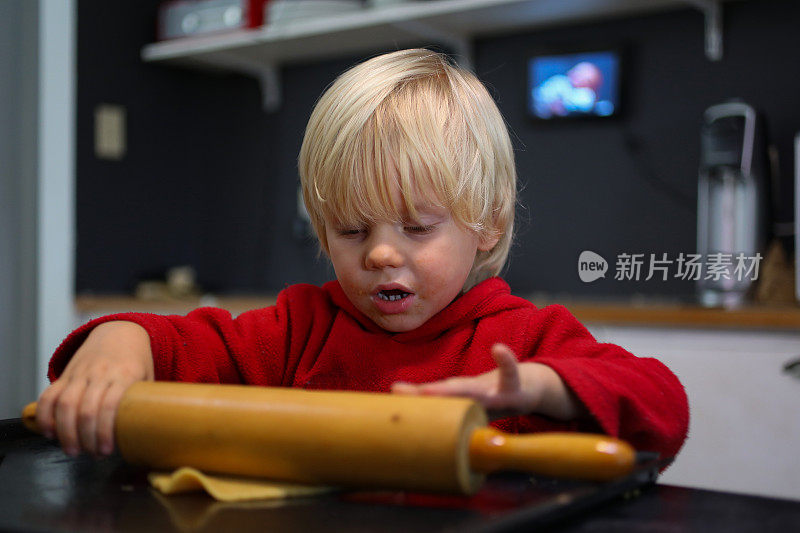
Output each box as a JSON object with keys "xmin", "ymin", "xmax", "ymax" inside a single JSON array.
[{"xmin": 318, "ymin": 104, "xmax": 457, "ymax": 227}]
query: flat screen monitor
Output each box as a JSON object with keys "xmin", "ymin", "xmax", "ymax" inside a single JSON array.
[{"xmin": 528, "ymin": 49, "xmax": 621, "ymax": 120}]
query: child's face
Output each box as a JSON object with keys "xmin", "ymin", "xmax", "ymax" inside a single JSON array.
[{"xmin": 324, "ymin": 188, "xmax": 496, "ymax": 333}]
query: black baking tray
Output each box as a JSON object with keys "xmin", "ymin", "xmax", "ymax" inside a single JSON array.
[{"xmin": 0, "ymin": 418, "xmax": 664, "ymax": 533}]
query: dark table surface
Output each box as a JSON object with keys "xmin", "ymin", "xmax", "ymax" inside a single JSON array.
[{"xmin": 2, "ymin": 417, "xmax": 800, "ymax": 533}]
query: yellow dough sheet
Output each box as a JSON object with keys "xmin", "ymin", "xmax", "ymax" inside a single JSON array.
[{"xmin": 148, "ymin": 467, "xmax": 334, "ymax": 502}]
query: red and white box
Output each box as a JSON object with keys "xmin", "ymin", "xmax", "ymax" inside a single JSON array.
[{"xmin": 157, "ymin": 0, "xmax": 270, "ymax": 41}]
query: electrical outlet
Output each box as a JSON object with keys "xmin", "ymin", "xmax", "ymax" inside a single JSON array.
[{"xmin": 94, "ymin": 104, "xmax": 126, "ymax": 160}]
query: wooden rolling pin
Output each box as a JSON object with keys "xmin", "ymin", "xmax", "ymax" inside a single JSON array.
[{"xmin": 22, "ymin": 382, "xmax": 635, "ymax": 494}]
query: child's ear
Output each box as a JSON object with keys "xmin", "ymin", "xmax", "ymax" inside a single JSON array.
[{"xmin": 477, "ymin": 231, "xmax": 501, "ymax": 252}]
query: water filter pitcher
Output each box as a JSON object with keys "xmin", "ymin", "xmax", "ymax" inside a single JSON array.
[{"xmin": 697, "ymin": 102, "xmax": 766, "ymax": 307}]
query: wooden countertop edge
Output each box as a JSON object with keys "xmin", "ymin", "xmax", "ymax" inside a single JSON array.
[
  {"xmin": 560, "ymin": 302, "xmax": 800, "ymax": 330},
  {"xmin": 74, "ymin": 294, "xmax": 800, "ymax": 330},
  {"xmin": 74, "ymin": 295, "xmax": 279, "ymax": 316}
]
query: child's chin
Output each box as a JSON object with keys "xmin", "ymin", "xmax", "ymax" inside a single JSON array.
[{"xmin": 374, "ymin": 314, "xmax": 424, "ymax": 333}]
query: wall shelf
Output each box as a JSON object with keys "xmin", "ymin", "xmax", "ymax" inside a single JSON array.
[{"xmin": 141, "ymin": 0, "xmax": 733, "ymax": 110}]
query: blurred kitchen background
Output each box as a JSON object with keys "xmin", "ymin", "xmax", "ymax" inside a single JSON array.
[{"xmin": 2, "ymin": 0, "xmax": 799, "ymax": 501}]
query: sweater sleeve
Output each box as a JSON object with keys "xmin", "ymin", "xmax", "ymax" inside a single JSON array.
[
  {"xmin": 514, "ymin": 305, "xmax": 689, "ymax": 461},
  {"xmin": 48, "ymin": 285, "xmax": 324, "ymax": 386}
]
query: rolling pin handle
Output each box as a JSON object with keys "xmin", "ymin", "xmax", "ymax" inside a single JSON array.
[
  {"xmin": 22, "ymin": 402, "xmax": 42, "ymax": 435},
  {"xmin": 469, "ymin": 428, "xmax": 636, "ymax": 481}
]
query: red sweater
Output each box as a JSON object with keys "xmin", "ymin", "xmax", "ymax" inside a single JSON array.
[{"xmin": 50, "ymin": 277, "xmax": 688, "ymax": 459}]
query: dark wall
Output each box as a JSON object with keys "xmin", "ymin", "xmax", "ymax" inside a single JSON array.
[{"xmin": 76, "ymin": 0, "xmax": 799, "ymax": 298}]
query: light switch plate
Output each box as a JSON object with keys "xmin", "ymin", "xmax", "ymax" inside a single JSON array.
[{"xmin": 94, "ymin": 104, "xmax": 126, "ymax": 160}]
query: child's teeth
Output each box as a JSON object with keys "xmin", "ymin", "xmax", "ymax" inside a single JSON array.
[{"xmin": 379, "ymin": 292, "xmax": 409, "ymax": 301}]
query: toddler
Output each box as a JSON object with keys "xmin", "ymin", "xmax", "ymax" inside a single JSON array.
[{"xmin": 36, "ymin": 49, "xmax": 688, "ymax": 462}]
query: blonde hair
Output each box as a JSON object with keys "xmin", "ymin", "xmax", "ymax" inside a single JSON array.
[{"xmin": 298, "ymin": 48, "xmax": 517, "ymax": 289}]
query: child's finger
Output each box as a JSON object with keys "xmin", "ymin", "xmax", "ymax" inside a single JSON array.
[
  {"xmin": 35, "ymin": 381, "xmax": 65, "ymax": 439},
  {"xmin": 96, "ymin": 381, "xmax": 128, "ymax": 456},
  {"xmin": 54, "ymin": 380, "xmax": 88, "ymax": 456},
  {"xmin": 392, "ymin": 379, "xmax": 477, "ymax": 396},
  {"xmin": 390, "ymin": 382, "xmax": 421, "ymax": 394},
  {"xmin": 413, "ymin": 378, "xmax": 486, "ymax": 398},
  {"xmin": 491, "ymin": 344, "xmax": 520, "ymax": 393},
  {"xmin": 76, "ymin": 380, "xmax": 109, "ymax": 456}
]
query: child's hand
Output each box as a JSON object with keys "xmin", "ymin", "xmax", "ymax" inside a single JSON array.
[
  {"xmin": 391, "ymin": 343, "xmax": 584, "ymax": 421},
  {"xmin": 35, "ymin": 321, "xmax": 154, "ymax": 457}
]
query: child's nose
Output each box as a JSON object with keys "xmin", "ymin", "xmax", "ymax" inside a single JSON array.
[{"xmin": 364, "ymin": 230, "xmax": 404, "ymax": 270}]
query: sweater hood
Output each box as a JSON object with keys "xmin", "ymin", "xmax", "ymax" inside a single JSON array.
[{"xmin": 322, "ymin": 277, "xmax": 533, "ymax": 342}]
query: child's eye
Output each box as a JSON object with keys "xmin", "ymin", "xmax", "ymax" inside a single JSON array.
[
  {"xmin": 337, "ymin": 228, "xmax": 365, "ymax": 237},
  {"xmin": 404, "ymin": 224, "xmax": 435, "ymax": 234}
]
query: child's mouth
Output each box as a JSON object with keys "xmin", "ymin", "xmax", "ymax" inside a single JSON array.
[
  {"xmin": 372, "ymin": 288, "xmax": 415, "ymax": 314},
  {"xmin": 377, "ymin": 289, "xmax": 411, "ymax": 302}
]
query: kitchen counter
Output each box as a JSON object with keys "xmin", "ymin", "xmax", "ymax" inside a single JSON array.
[
  {"xmin": 554, "ymin": 300, "xmax": 800, "ymax": 330},
  {"xmin": 75, "ymin": 294, "xmax": 800, "ymax": 330},
  {"xmin": 3, "ymin": 418, "xmax": 800, "ymax": 532}
]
